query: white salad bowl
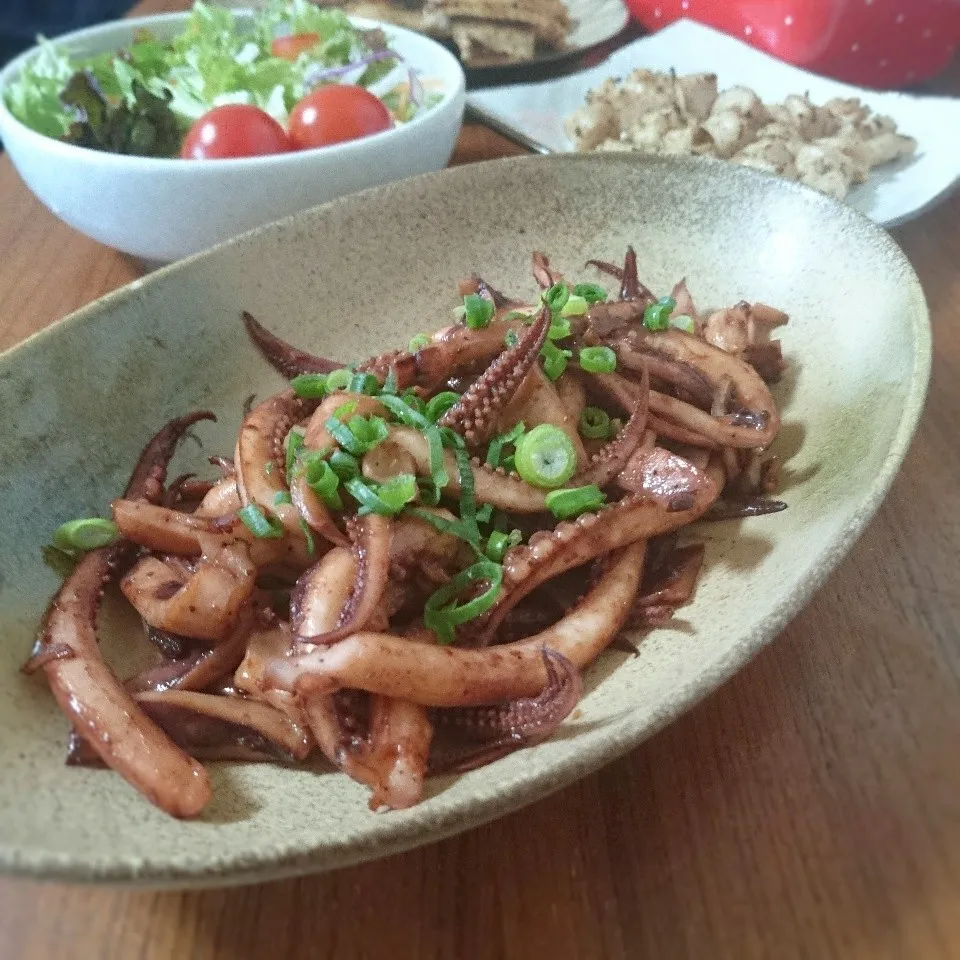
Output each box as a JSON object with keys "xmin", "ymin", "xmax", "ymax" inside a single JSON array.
[{"xmin": 0, "ymin": 11, "xmax": 465, "ymax": 263}]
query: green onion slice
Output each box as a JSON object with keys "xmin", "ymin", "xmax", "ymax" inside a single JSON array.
[
  {"xmin": 238, "ymin": 504, "xmax": 285, "ymax": 539},
  {"xmin": 290, "ymin": 373, "xmax": 327, "ymax": 398},
  {"xmin": 299, "ymin": 518, "xmax": 316, "ymax": 556},
  {"xmin": 485, "ymin": 420, "xmax": 526, "ymax": 467},
  {"xmin": 408, "ymin": 333, "xmax": 430, "ymax": 352},
  {"xmin": 643, "ymin": 296, "xmax": 677, "ymax": 332},
  {"xmin": 670, "ymin": 313, "xmax": 696, "ymax": 333},
  {"xmin": 325, "ymin": 368, "xmax": 353, "ymax": 392},
  {"xmin": 542, "ymin": 282, "xmax": 569, "ymax": 314},
  {"xmin": 425, "ymin": 391, "xmax": 461, "ymax": 423},
  {"xmin": 378, "ymin": 394, "xmax": 449, "ymax": 490},
  {"xmin": 325, "ymin": 414, "xmax": 388, "ymax": 456},
  {"xmin": 285, "ymin": 429, "xmax": 305, "ymax": 482},
  {"xmin": 560, "ymin": 294, "xmax": 589, "ymax": 317},
  {"xmin": 345, "ymin": 475, "xmax": 417, "ymax": 516},
  {"xmin": 475, "ymin": 503, "xmax": 494, "ymax": 525},
  {"xmin": 484, "ymin": 528, "xmax": 521, "ymax": 563},
  {"xmin": 52, "ymin": 517, "xmax": 119, "ymax": 553},
  {"xmin": 273, "ymin": 491, "xmax": 292, "ymax": 506},
  {"xmin": 504, "ymin": 329, "xmax": 519, "ymax": 348},
  {"xmin": 514, "ymin": 424, "xmax": 577, "ymax": 489},
  {"xmin": 348, "ymin": 372, "xmax": 380, "ymax": 396},
  {"xmin": 544, "ymin": 484, "xmax": 607, "ymax": 520},
  {"xmin": 573, "ymin": 282, "xmax": 607, "ymax": 303},
  {"xmin": 578, "ymin": 345, "xmax": 617, "ymax": 374},
  {"xmin": 423, "ymin": 560, "xmax": 504, "ymax": 644},
  {"xmin": 547, "ymin": 316, "xmax": 572, "ymax": 340},
  {"xmin": 540, "ymin": 340, "xmax": 572, "ymax": 381},
  {"xmin": 328, "ymin": 450, "xmax": 360, "ymax": 482},
  {"xmin": 579, "ymin": 406, "xmax": 612, "ymax": 440},
  {"xmin": 399, "ymin": 389, "xmax": 427, "ymax": 416},
  {"xmin": 381, "ymin": 366, "xmax": 399, "ymax": 395},
  {"xmin": 463, "ymin": 294, "xmax": 495, "ymax": 329},
  {"xmin": 415, "ymin": 482, "xmax": 441, "ymax": 507},
  {"xmin": 303, "ymin": 453, "xmax": 343, "ymax": 509}
]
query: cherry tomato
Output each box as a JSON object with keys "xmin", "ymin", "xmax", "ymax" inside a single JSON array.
[
  {"xmin": 287, "ymin": 85, "xmax": 392, "ymax": 150},
  {"xmin": 180, "ymin": 105, "xmax": 292, "ymax": 160},
  {"xmin": 271, "ymin": 32, "xmax": 320, "ymax": 61}
]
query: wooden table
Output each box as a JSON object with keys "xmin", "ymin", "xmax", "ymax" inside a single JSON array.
[{"xmin": 1, "ymin": 4, "xmax": 959, "ymax": 956}]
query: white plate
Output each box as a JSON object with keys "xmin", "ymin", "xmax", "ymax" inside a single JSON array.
[
  {"xmin": 467, "ymin": 19, "xmax": 960, "ymax": 226},
  {"xmin": 451, "ymin": 0, "xmax": 630, "ymax": 75}
]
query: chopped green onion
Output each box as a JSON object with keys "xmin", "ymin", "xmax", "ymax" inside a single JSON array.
[
  {"xmin": 273, "ymin": 491, "xmax": 292, "ymax": 507},
  {"xmin": 544, "ymin": 485, "xmax": 607, "ymax": 520},
  {"xmin": 475, "ymin": 503, "xmax": 494, "ymax": 525},
  {"xmin": 265, "ymin": 460, "xmax": 275, "ymax": 475},
  {"xmin": 345, "ymin": 475, "xmax": 416, "ymax": 516},
  {"xmin": 670, "ymin": 313, "xmax": 696, "ymax": 333},
  {"xmin": 484, "ymin": 529, "xmax": 521, "ymax": 563},
  {"xmin": 449, "ymin": 438, "xmax": 478, "ymax": 543},
  {"xmin": 285, "ymin": 429, "xmax": 305, "ymax": 482},
  {"xmin": 573, "ymin": 282, "xmax": 607, "ymax": 303},
  {"xmin": 303, "ymin": 453, "xmax": 343, "ymax": 509},
  {"xmin": 325, "ymin": 368, "xmax": 352, "ymax": 392},
  {"xmin": 541, "ymin": 340, "xmax": 572, "ymax": 381},
  {"xmin": 42, "ymin": 544, "xmax": 79, "ymax": 576},
  {"xmin": 463, "ymin": 294, "xmax": 494, "ymax": 329},
  {"xmin": 426, "ymin": 391, "xmax": 461, "ymax": 423},
  {"xmin": 438, "ymin": 425, "xmax": 465, "ymax": 450},
  {"xmin": 238, "ymin": 504, "xmax": 285, "ymax": 539},
  {"xmin": 579, "ymin": 406, "xmax": 612, "ymax": 440},
  {"xmin": 515, "ymin": 424, "xmax": 577, "ymax": 489},
  {"xmin": 560, "ymin": 294, "xmax": 589, "ymax": 317},
  {"xmin": 348, "ymin": 372, "xmax": 380, "ymax": 396},
  {"xmin": 504, "ymin": 330, "xmax": 519, "ymax": 348},
  {"xmin": 643, "ymin": 296, "xmax": 677, "ymax": 332},
  {"xmin": 485, "ymin": 421, "xmax": 525, "ymax": 467},
  {"xmin": 376, "ymin": 473, "xmax": 418, "ymax": 512},
  {"xmin": 290, "ymin": 374, "xmax": 327, "ymax": 399},
  {"xmin": 408, "ymin": 508, "xmax": 476, "ymax": 550},
  {"xmin": 329, "ymin": 450, "xmax": 360, "ymax": 482},
  {"xmin": 325, "ymin": 414, "xmax": 388, "ymax": 456},
  {"xmin": 333, "ymin": 400, "xmax": 358, "ymax": 420},
  {"xmin": 548, "ymin": 316, "xmax": 572, "ymax": 340},
  {"xmin": 400, "ymin": 389, "xmax": 427, "ymax": 416},
  {"xmin": 408, "ymin": 333, "xmax": 430, "ymax": 352},
  {"xmin": 416, "ymin": 481, "xmax": 441, "ymax": 506},
  {"xmin": 378, "ymin": 394, "xmax": 449, "ymax": 491},
  {"xmin": 542, "ymin": 283, "xmax": 569, "ymax": 314},
  {"xmin": 424, "ymin": 560, "xmax": 503, "ymax": 644},
  {"xmin": 52, "ymin": 517, "xmax": 119, "ymax": 553},
  {"xmin": 381, "ymin": 366, "xmax": 398, "ymax": 395},
  {"xmin": 503, "ymin": 309, "xmax": 533, "ymax": 322},
  {"xmin": 578, "ymin": 345, "xmax": 617, "ymax": 374},
  {"xmin": 299, "ymin": 518, "xmax": 316, "ymax": 556}
]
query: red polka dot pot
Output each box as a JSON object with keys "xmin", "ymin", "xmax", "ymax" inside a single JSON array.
[{"xmin": 626, "ymin": 0, "xmax": 960, "ymax": 89}]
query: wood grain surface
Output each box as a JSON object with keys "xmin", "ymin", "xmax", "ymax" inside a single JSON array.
[{"xmin": 0, "ymin": 2, "xmax": 957, "ymax": 957}]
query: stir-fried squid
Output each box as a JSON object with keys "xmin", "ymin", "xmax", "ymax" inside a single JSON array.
[{"xmin": 29, "ymin": 249, "xmax": 790, "ymax": 817}]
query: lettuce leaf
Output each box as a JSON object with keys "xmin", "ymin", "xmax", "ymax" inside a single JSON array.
[
  {"xmin": 3, "ymin": 38, "xmax": 74, "ymax": 137},
  {"xmin": 3, "ymin": 1, "xmax": 430, "ymax": 154}
]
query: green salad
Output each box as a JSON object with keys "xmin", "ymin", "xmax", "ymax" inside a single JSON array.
[{"xmin": 4, "ymin": 0, "xmax": 438, "ymax": 159}]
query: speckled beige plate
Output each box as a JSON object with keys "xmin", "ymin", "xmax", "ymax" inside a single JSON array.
[{"xmin": 0, "ymin": 155, "xmax": 929, "ymax": 888}]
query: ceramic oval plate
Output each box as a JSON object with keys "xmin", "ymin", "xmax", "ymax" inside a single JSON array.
[{"xmin": 0, "ymin": 154, "xmax": 929, "ymax": 887}]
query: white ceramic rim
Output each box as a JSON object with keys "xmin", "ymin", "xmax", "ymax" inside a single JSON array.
[
  {"xmin": 0, "ymin": 153, "xmax": 931, "ymax": 888},
  {"xmin": 0, "ymin": 9, "xmax": 466, "ymax": 169}
]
